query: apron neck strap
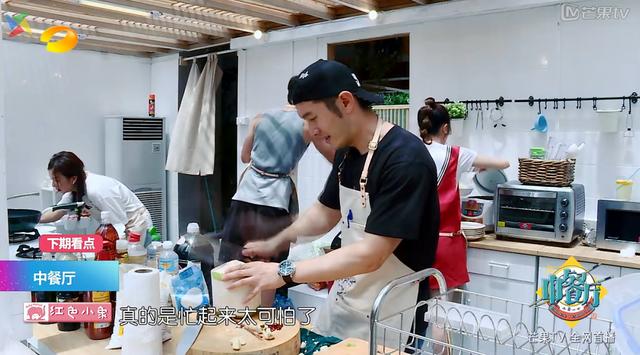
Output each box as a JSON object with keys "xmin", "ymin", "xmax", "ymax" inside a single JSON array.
[{"xmin": 359, "ymin": 118, "xmax": 384, "ymax": 207}]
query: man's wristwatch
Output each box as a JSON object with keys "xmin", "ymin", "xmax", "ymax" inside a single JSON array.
[{"xmin": 277, "ymin": 260, "xmax": 296, "ymax": 284}]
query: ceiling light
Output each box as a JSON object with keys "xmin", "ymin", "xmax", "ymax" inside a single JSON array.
[
  {"xmin": 79, "ymin": 0, "xmax": 150, "ymax": 17},
  {"xmin": 368, "ymin": 10, "xmax": 378, "ymax": 20},
  {"xmin": 253, "ymin": 30, "xmax": 263, "ymax": 39}
]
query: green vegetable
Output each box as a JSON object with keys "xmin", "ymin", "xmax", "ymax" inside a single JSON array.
[{"xmin": 444, "ymin": 102, "xmax": 467, "ymax": 119}]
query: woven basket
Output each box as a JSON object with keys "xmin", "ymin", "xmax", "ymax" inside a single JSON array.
[{"xmin": 518, "ymin": 158, "xmax": 576, "ymax": 187}]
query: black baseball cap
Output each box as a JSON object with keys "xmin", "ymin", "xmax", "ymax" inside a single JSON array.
[{"xmin": 288, "ymin": 59, "xmax": 384, "ymax": 105}]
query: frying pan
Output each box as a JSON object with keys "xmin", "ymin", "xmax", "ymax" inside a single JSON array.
[
  {"xmin": 7, "ymin": 202, "xmax": 85, "ymax": 234},
  {"xmin": 8, "ymin": 209, "xmax": 42, "ymax": 234}
]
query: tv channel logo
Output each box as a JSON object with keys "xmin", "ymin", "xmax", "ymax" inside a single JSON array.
[
  {"xmin": 40, "ymin": 26, "xmax": 79, "ymax": 53},
  {"xmin": 5, "ymin": 13, "xmax": 31, "ymax": 38}
]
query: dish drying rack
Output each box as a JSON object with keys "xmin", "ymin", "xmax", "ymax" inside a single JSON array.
[{"xmin": 369, "ymin": 269, "xmax": 630, "ymax": 355}]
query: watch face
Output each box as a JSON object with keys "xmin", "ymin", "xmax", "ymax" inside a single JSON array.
[{"xmin": 279, "ymin": 260, "xmax": 295, "ymax": 276}]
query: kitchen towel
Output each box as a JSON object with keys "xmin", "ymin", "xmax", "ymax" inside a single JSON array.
[
  {"xmin": 165, "ymin": 54, "xmax": 223, "ymax": 175},
  {"xmin": 121, "ymin": 267, "xmax": 163, "ymax": 355}
]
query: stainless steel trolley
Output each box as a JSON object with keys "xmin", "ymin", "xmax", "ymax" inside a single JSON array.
[{"xmin": 369, "ymin": 269, "xmax": 631, "ymax": 355}]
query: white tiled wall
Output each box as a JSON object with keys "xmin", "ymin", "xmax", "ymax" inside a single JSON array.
[{"xmin": 238, "ymin": 0, "xmax": 640, "ymax": 220}]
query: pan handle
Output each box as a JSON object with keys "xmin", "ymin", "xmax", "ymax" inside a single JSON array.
[{"xmin": 51, "ymin": 202, "xmax": 85, "ymax": 211}]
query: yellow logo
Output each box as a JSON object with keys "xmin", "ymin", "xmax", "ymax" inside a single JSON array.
[
  {"xmin": 536, "ymin": 257, "xmax": 608, "ymax": 328},
  {"xmin": 40, "ymin": 26, "xmax": 78, "ymax": 53}
]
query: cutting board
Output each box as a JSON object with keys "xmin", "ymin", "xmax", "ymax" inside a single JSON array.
[
  {"xmin": 187, "ymin": 320, "xmax": 300, "ymax": 355},
  {"xmin": 318, "ymin": 338, "xmax": 410, "ymax": 355}
]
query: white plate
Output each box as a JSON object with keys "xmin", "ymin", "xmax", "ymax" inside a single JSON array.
[{"xmin": 461, "ymin": 221, "xmax": 485, "ymax": 230}]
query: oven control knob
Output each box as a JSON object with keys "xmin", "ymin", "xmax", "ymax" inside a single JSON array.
[
  {"xmin": 561, "ymin": 198, "xmax": 569, "ymax": 207},
  {"xmin": 559, "ymin": 223, "xmax": 568, "ymax": 232},
  {"xmin": 560, "ymin": 211, "xmax": 568, "ymax": 219}
]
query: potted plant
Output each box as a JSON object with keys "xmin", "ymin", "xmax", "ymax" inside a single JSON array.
[
  {"xmin": 444, "ymin": 102, "xmax": 467, "ymax": 138},
  {"xmin": 444, "ymin": 102, "xmax": 467, "ymax": 119},
  {"xmin": 383, "ymin": 92, "xmax": 409, "ymax": 105}
]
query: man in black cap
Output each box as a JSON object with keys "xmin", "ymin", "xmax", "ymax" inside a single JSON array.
[{"xmin": 223, "ymin": 59, "xmax": 439, "ymax": 348}]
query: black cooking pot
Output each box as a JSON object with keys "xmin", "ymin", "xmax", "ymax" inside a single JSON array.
[{"xmin": 8, "ymin": 209, "xmax": 42, "ymax": 234}]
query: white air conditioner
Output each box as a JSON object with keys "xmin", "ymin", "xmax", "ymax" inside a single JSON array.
[{"xmin": 105, "ymin": 116, "xmax": 166, "ymax": 240}]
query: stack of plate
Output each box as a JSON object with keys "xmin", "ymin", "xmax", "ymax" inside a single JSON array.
[{"xmin": 462, "ymin": 221, "xmax": 485, "ymax": 241}]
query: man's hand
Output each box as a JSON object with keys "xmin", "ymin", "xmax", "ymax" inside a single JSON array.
[
  {"xmin": 242, "ymin": 238, "xmax": 282, "ymax": 259},
  {"xmin": 221, "ymin": 262, "xmax": 285, "ymax": 304}
]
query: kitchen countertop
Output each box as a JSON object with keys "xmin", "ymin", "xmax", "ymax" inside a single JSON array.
[
  {"xmin": 469, "ymin": 234, "xmax": 640, "ymax": 269},
  {"xmin": 28, "ymin": 323, "xmax": 183, "ymax": 354}
]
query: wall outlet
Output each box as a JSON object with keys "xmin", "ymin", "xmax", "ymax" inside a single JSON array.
[{"xmin": 236, "ymin": 116, "xmax": 250, "ymax": 125}]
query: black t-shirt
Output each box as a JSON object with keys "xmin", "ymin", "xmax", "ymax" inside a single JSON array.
[{"xmin": 319, "ymin": 126, "xmax": 440, "ymax": 272}]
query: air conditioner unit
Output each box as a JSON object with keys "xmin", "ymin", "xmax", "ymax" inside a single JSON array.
[{"xmin": 105, "ymin": 116, "xmax": 166, "ymax": 240}]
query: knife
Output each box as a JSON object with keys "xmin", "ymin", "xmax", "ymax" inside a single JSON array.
[{"xmin": 176, "ymin": 323, "xmax": 203, "ymax": 355}]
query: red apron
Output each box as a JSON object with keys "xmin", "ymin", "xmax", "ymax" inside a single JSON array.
[{"xmin": 429, "ymin": 145, "xmax": 469, "ymax": 290}]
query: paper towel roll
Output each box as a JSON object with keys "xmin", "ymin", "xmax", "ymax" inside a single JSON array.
[{"xmin": 122, "ymin": 267, "xmax": 163, "ymax": 355}]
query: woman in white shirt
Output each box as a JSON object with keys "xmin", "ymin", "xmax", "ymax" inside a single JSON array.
[
  {"xmin": 419, "ymin": 98, "xmax": 510, "ymax": 291},
  {"xmin": 40, "ymin": 151, "xmax": 153, "ymax": 239}
]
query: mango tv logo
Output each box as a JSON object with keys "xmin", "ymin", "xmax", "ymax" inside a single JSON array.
[{"xmin": 40, "ymin": 26, "xmax": 78, "ymax": 53}]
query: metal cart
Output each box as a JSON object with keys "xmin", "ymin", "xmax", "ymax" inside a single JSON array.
[{"xmin": 369, "ymin": 269, "xmax": 630, "ymax": 355}]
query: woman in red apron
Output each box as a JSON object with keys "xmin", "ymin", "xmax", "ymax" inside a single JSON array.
[{"xmin": 418, "ymin": 98, "xmax": 510, "ymax": 292}]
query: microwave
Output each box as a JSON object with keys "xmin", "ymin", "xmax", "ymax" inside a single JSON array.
[
  {"xmin": 494, "ymin": 182, "xmax": 585, "ymax": 244},
  {"xmin": 596, "ymin": 199, "xmax": 640, "ymax": 253}
]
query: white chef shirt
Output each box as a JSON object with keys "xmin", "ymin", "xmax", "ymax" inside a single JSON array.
[
  {"xmin": 426, "ymin": 142, "xmax": 478, "ymax": 184},
  {"xmin": 58, "ymin": 172, "xmax": 147, "ymax": 225}
]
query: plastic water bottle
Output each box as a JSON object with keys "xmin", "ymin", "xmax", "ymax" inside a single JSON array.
[
  {"xmin": 146, "ymin": 241, "xmax": 163, "ymax": 268},
  {"xmin": 174, "ymin": 223, "xmax": 215, "ymax": 300},
  {"xmin": 158, "ymin": 241, "xmax": 179, "ymax": 275}
]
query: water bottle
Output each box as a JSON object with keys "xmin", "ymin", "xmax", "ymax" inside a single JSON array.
[
  {"xmin": 145, "ymin": 241, "xmax": 162, "ymax": 268},
  {"xmin": 174, "ymin": 223, "xmax": 215, "ymax": 300},
  {"xmin": 158, "ymin": 241, "xmax": 179, "ymax": 275}
]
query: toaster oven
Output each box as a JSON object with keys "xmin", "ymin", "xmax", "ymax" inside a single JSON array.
[{"xmin": 494, "ymin": 182, "xmax": 585, "ymax": 244}]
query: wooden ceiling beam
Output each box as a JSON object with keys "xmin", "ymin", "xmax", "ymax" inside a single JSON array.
[
  {"xmin": 179, "ymin": 0, "xmax": 298, "ymax": 27},
  {"xmin": 3, "ymin": 32, "xmax": 156, "ymax": 57},
  {"xmin": 3, "ymin": 1, "xmax": 209, "ymax": 42},
  {"xmin": 102, "ymin": 0, "xmax": 259, "ymax": 33},
  {"xmin": 9, "ymin": 0, "xmax": 231, "ymax": 38},
  {"xmin": 1, "ymin": 15, "xmax": 189, "ymax": 50},
  {"xmin": 243, "ymin": 0, "xmax": 335, "ymax": 20},
  {"xmin": 331, "ymin": 0, "xmax": 377, "ymax": 12}
]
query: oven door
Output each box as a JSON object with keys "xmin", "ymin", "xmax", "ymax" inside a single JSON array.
[
  {"xmin": 596, "ymin": 199, "xmax": 640, "ymax": 251},
  {"xmin": 496, "ymin": 188, "xmax": 559, "ymax": 239}
]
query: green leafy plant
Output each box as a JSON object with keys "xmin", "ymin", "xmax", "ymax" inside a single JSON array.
[
  {"xmin": 383, "ymin": 92, "xmax": 409, "ymax": 105},
  {"xmin": 444, "ymin": 102, "xmax": 467, "ymax": 119}
]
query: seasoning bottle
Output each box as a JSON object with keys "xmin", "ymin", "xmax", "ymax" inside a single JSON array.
[
  {"xmin": 116, "ymin": 234, "xmax": 129, "ymax": 264},
  {"xmin": 84, "ymin": 290, "xmax": 113, "ymax": 340},
  {"xmin": 32, "ymin": 252, "xmax": 56, "ymax": 324},
  {"xmin": 95, "ymin": 211, "xmax": 118, "ymax": 261},
  {"xmin": 56, "ymin": 292, "xmax": 81, "ymax": 331},
  {"xmin": 127, "ymin": 231, "xmax": 147, "ymax": 265},
  {"xmin": 148, "ymin": 93, "xmax": 156, "ymax": 117}
]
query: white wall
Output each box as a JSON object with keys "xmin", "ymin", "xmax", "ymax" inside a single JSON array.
[
  {"xmin": 235, "ymin": 0, "xmax": 640, "ymax": 220},
  {"xmin": 2, "ymin": 41, "xmax": 151, "ymax": 210},
  {"xmin": 0, "ymin": 27, "xmax": 7, "ymax": 260},
  {"xmin": 151, "ymin": 53, "xmax": 179, "ymax": 240}
]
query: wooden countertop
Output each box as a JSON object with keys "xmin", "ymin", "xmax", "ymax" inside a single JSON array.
[
  {"xmin": 29, "ymin": 323, "xmax": 184, "ymax": 354},
  {"xmin": 469, "ymin": 234, "xmax": 640, "ymax": 269}
]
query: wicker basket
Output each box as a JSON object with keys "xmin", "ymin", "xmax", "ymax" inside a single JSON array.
[{"xmin": 518, "ymin": 158, "xmax": 576, "ymax": 187}]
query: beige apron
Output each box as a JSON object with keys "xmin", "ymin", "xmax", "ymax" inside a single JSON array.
[{"xmin": 314, "ymin": 119, "xmax": 419, "ymax": 347}]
